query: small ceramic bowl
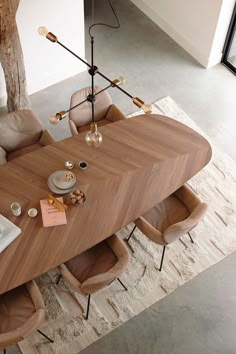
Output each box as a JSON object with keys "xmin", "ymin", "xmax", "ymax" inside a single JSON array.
[
  {"xmin": 28, "ymin": 208, "xmax": 38, "ymax": 218},
  {"xmin": 65, "ymin": 160, "xmax": 74, "ymax": 170},
  {"xmin": 53, "ymin": 171, "xmax": 76, "ymax": 189},
  {"xmin": 69, "ymin": 188, "xmax": 86, "ymax": 205},
  {"xmin": 78, "ymin": 161, "xmax": 88, "ymax": 170}
]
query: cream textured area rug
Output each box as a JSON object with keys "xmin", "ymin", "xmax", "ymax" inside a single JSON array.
[{"xmin": 19, "ymin": 97, "xmax": 236, "ymax": 354}]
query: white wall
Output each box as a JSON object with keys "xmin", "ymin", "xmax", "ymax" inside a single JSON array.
[
  {"xmin": 0, "ymin": 0, "xmax": 86, "ymax": 106},
  {"xmin": 131, "ymin": 0, "xmax": 235, "ymax": 68}
]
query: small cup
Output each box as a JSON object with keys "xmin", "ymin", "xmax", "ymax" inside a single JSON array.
[
  {"xmin": 65, "ymin": 160, "xmax": 74, "ymax": 170},
  {"xmin": 78, "ymin": 161, "xmax": 88, "ymax": 170},
  {"xmin": 11, "ymin": 202, "xmax": 21, "ymax": 216},
  {"xmin": 28, "ymin": 208, "xmax": 38, "ymax": 218}
]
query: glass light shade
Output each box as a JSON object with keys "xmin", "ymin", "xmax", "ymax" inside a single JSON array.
[
  {"xmin": 38, "ymin": 26, "xmax": 49, "ymax": 37},
  {"xmin": 142, "ymin": 103, "xmax": 152, "ymax": 114},
  {"xmin": 85, "ymin": 123, "xmax": 103, "ymax": 147}
]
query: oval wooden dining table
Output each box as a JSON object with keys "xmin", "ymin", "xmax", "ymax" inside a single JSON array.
[{"xmin": 0, "ymin": 114, "xmax": 212, "ymax": 294}]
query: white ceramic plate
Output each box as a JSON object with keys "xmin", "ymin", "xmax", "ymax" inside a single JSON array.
[
  {"xmin": 47, "ymin": 171, "xmax": 76, "ymax": 195},
  {"xmin": 52, "ymin": 170, "xmax": 76, "ymax": 189}
]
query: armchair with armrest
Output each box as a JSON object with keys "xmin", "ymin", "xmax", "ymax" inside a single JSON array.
[
  {"xmin": 0, "ymin": 110, "xmax": 55, "ymax": 165},
  {"xmin": 57, "ymin": 234, "xmax": 130, "ymax": 320},
  {"xmin": 127, "ymin": 184, "xmax": 208, "ymax": 271},
  {"xmin": 0, "ymin": 280, "xmax": 53, "ymax": 353},
  {"xmin": 69, "ymin": 85, "xmax": 126, "ymax": 135}
]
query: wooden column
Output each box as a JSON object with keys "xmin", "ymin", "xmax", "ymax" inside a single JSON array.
[{"xmin": 0, "ymin": 0, "xmax": 30, "ymax": 112}]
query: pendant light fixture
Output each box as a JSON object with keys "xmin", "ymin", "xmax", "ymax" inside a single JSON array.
[{"xmin": 38, "ymin": 0, "xmax": 152, "ymax": 147}]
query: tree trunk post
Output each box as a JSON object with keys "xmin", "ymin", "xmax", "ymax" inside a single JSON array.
[{"xmin": 0, "ymin": 0, "xmax": 30, "ymax": 112}]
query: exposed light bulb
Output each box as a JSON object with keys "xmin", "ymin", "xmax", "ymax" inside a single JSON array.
[
  {"xmin": 112, "ymin": 76, "xmax": 125, "ymax": 86},
  {"xmin": 38, "ymin": 26, "xmax": 49, "ymax": 37},
  {"xmin": 118, "ymin": 76, "xmax": 125, "ymax": 85},
  {"xmin": 38, "ymin": 26, "xmax": 57, "ymax": 42},
  {"xmin": 50, "ymin": 115, "xmax": 60, "ymax": 125},
  {"xmin": 142, "ymin": 103, "xmax": 152, "ymax": 114},
  {"xmin": 132, "ymin": 97, "xmax": 152, "ymax": 114},
  {"xmin": 49, "ymin": 111, "xmax": 67, "ymax": 125},
  {"xmin": 85, "ymin": 123, "xmax": 103, "ymax": 147}
]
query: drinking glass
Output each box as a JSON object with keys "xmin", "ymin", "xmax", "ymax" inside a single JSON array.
[{"xmin": 11, "ymin": 202, "xmax": 21, "ymax": 216}]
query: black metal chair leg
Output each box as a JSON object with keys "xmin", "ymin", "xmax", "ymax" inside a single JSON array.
[
  {"xmin": 85, "ymin": 294, "xmax": 91, "ymax": 320},
  {"xmin": 188, "ymin": 232, "xmax": 194, "ymax": 244},
  {"xmin": 117, "ymin": 278, "xmax": 128, "ymax": 291},
  {"xmin": 127, "ymin": 225, "xmax": 137, "ymax": 242},
  {"xmin": 37, "ymin": 329, "xmax": 54, "ymax": 343},
  {"xmin": 56, "ymin": 274, "xmax": 62, "ymax": 285},
  {"xmin": 159, "ymin": 245, "xmax": 166, "ymax": 271},
  {"xmin": 4, "ymin": 349, "xmax": 6, "ymax": 354}
]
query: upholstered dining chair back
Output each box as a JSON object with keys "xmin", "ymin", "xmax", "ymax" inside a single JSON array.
[
  {"xmin": 0, "ymin": 109, "xmax": 54, "ymax": 165},
  {"xmin": 134, "ymin": 184, "xmax": 208, "ymax": 245},
  {"xmin": 69, "ymin": 86, "xmax": 126, "ymax": 135},
  {"xmin": 163, "ymin": 201, "xmax": 208, "ymax": 244},
  {"xmin": 0, "ymin": 280, "xmax": 45, "ymax": 350},
  {"xmin": 70, "ymin": 86, "xmax": 112, "ymax": 127},
  {"xmin": 0, "ymin": 110, "xmax": 43, "ymax": 152},
  {"xmin": 129, "ymin": 184, "xmax": 208, "ymax": 272},
  {"xmin": 58, "ymin": 234, "xmax": 130, "ymax": 295},
  {"xmin": 57, "ymin": 234, "xmax": 130, "ymax": 319}
]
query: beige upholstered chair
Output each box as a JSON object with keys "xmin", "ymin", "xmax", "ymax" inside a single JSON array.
[
  {"xmin": 69, "ymin": 86, "xmax": 126, "ymax": 135},
  {"xmin": 0, "ymin": 280, "xmax": 53, "ymax": 353},
  {"xmin": 57, "ymin": 234, "xmax": 130, "ymax": 319},
  {"xmin": 127, "ymin": 184, "xmax": 208, "ymax": 271},
  {"xmin": 0, "ymin": 109, "xmax": 55, "ymax": 165}
]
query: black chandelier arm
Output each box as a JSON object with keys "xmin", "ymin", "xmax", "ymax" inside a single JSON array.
[
  {"xmin": 57, "ymin": 40, "xmax": 133, "ymax": 99},
  {"xmin": 57, "ymin": 41, "xmax": 91, "ymax": 69},
  {"xmin": 96, "ymin": 84, "xmax": 112, "ymax": 94},
  {"xmin": 97, "ymin": 70, "xmax": 133, "ymax": 99},
  {"xmin": 64, "ymin": 97, "xmax": 88, "ymax": 114},
  {"xmin": 64, "ymin": 85, "xmax": 113, "ymax": 115}
]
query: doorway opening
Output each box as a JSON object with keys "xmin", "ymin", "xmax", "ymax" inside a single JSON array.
[{"xmin": 222, "ymin": 3, "xmax": 236, "ymax": 75}]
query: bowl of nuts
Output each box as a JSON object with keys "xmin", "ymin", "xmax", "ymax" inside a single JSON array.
[
  {"xmin": 69, "ymin": 188, "xmax": 86, "ymax": 205},
  {"xmin": 53, "ymin": 170, "xmax": 76, "ymax": 190}
]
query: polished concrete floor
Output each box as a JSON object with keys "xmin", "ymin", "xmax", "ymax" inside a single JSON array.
[
  {"xmin": 2, "ymin": 0, "xmax": 236, "ymax": 353},
  {"xmin": 81, "ymin": 253, "xmax": 236, "ymax": 354}
]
